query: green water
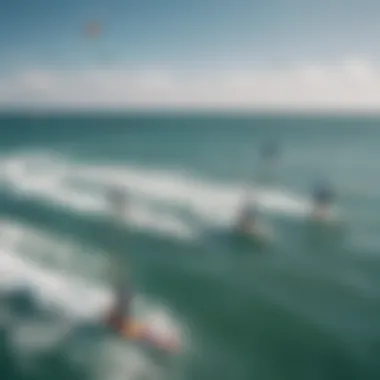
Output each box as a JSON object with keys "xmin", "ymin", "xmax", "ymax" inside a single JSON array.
[{"xmin": 0, "ymin": 114, "xmax": 380, "ymax": 380}]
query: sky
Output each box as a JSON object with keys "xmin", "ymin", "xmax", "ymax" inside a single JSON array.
[{"xmin": 1, "ymin": 0, "xmax": 380, "ymax": 111}]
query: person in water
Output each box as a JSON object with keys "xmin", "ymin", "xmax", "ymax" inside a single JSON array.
[
  {"xmin": 258, "ymin": 141, "xmax": 280, "ymax": 186},
  {"xmin": 261, "ymin": 141, "xmax": 279, "ymax": 161},
  {"xmin": 107, "ymin": 186, "xmax": 128, "ymax": 220},
  {"xmin": 105, "ymin": 275, "xmax": 178, "ymax": 350},
  {"xmin": 311, "ymin": 180, "xmax": 335, "ymax": 219},
  {"xmin": 105, "ymin": 273, "xmax": 154, "ymax": 343},
  {"xmin": 236, "ymin": 204, "xmax": 260, "ymax": 234},
  {"xmin": 105, "ymin": 276, "xmax": 133, "ymax": 332}
]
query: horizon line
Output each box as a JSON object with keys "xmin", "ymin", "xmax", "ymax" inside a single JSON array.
[{"xmin": 2, "ymin": 107, "xmax": 380, "ymax": 118}]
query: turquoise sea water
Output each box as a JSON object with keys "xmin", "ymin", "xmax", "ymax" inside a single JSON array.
[{"xmin": 1, "ymin": 113, "xmax": 380, "ymax": 380}]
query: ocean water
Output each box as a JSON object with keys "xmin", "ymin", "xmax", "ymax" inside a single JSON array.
[{"xmin": 0, "ymin": 113, "xmax": 380, "ymax": 380}]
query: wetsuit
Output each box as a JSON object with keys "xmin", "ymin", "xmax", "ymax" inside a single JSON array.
[
  {"xmin": 108, "ymin": 188, "xmax": 127, "ymax": 214},
  {"xmin": 237, "ymin": 206, "xmax": 258, "ymax": 232},
  {"xmin": 261, "ymin": 141, "xmax": 278, "ymax": 160},
  {"xmin": 313, "ymin": 184, "xmax": 334, "ymax": 205},
  {"xmin": 115, "ymin": 281, "xmax": 132, "ymax": 315},
  {"xmin": 107, "ymin": 281, "xmax": 132, "ymax": 330}
]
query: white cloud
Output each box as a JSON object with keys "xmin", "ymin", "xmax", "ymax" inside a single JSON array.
[{"xmin": 1, "ymin": 59, "xmax": 380, "ymax": 111}]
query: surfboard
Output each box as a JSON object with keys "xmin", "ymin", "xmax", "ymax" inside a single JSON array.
[
  {"xmin": 309, "ymin": 208, "xmax": 342, "ymax": 227},
  {"xmin": 236, "ymin": 221, "xmax": 274, "ymax": 244},
  {"xmin": 116, "ymin": 319, "xmax": 180, "ymax": 353}
]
